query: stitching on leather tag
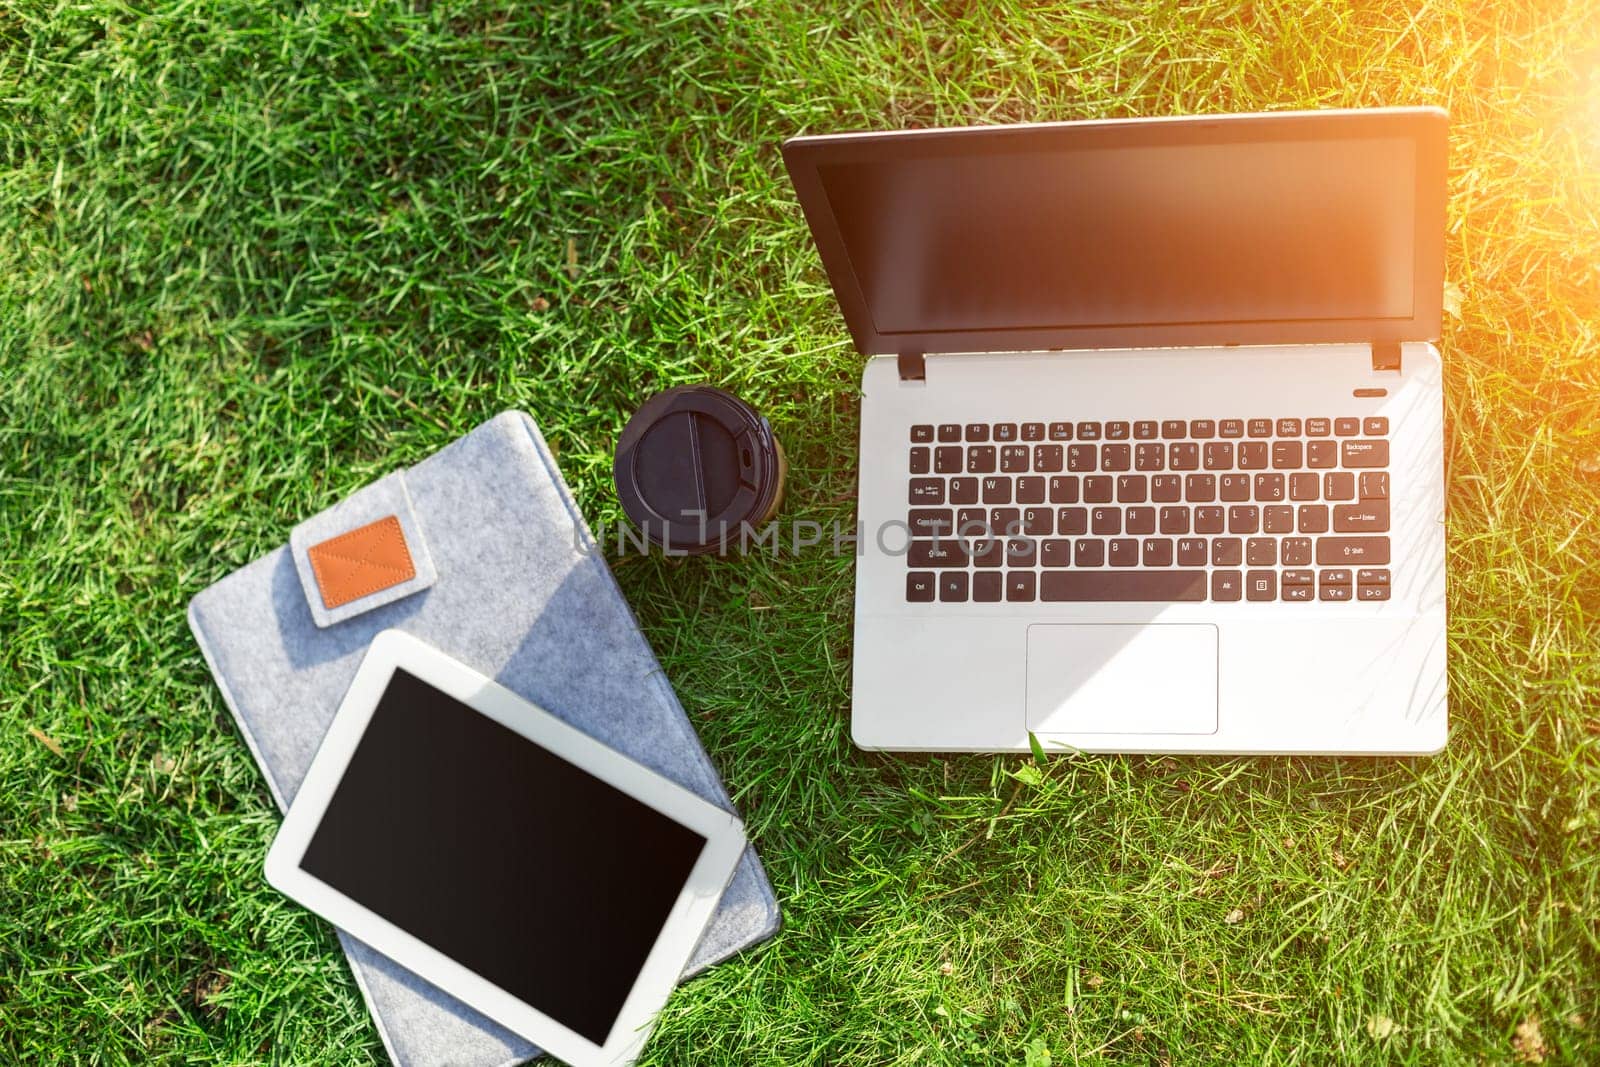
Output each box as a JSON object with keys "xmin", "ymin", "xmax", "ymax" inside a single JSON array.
[{"xmin": 307, "ymin": 514, "xmax": 417, "ymax": 610}]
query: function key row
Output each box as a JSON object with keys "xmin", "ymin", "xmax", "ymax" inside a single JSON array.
[{"xmin": 911, "ymin": 417, "xmax": 1387, "ymax": 444}]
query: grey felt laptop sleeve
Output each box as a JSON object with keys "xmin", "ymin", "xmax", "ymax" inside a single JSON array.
[{"xmin": 187, "ymin": 410, "xmax": 779, "ymax": 1066}]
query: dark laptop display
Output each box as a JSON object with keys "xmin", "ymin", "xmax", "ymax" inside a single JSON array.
[{"xmin": 783, "ymin": 110, "xmax": 1446, "ymax": 353}]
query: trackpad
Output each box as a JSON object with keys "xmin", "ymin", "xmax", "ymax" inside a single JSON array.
[{"xmin": 1026, "ymin": 624, "xmax": 1218, "ymax": 735}]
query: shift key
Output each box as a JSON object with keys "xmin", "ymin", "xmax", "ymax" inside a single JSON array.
[
  {"xmin": 1316, "ymin": 537, "xmax": 1390, "ymax": 565},
  {"xmin": 1341, "ymin": 440, "xmax": 1389, "ymax": 467}
]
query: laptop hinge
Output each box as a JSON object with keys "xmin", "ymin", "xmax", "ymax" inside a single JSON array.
[
  {"xmin": 897, "ymin": 351, "xmax": 926, "ymax": 381},
  {"xmin": 1371, "ymin": 341, "xmax": 1401, "ymax": 372}
]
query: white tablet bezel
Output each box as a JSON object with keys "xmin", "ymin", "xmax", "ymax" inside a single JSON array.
[{"xmin": 265, "ymin": 629, "xmax": 747, "ymax": 1067}]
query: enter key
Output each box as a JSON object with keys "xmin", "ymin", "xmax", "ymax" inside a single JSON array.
[{"xmin": 1333, "ymin": 500, "xmax": 1390, "ymax": 533}]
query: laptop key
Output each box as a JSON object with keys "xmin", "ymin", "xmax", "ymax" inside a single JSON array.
[
  {"xmin": 907, "ymin": 573, "xmax": 936, "ymax": 601},
  {"xmin": 1357, "ymin": 568, "xmax": 1390, "ymax": 584},
  {"xmin": 1133, "ymin": 420, "xmax": 1159, "ymax": 440},
  {"xmin": 1023, "ymin": 507, "xmax": 1053, "ymax": 535},
  {"xmin": 1307, "ymin": 440, "xmax": 1338, "ymax": 468},
  {"xmin": 1263, "ymin": 505, "xmax": 1294, "ymax": 533},
  {"xmin": 1083, "ymin": 476, "xmax": 1114, "ymax": 503},
  {"xmin": 1220, "ymin": 473, "xmax": 1251, "ymax": 501},
  {"xmin": 1219, "ymin": 419, "xmax": 1245, "ymax": 438},
  {"xmin": 935, "ymin": 446, "xmax": 963, "ymax": 474},
  {"xmin": 1022, "ymin": 422, "xmax": 1046, "ymax": 441},
  {"xmin": 1169, "ymin": 442, "xmax": 1200, "ymax": 470},
  {"xmin": 965, "ymin": 423, "xmax": 990, "ymax": 442},
  {"xmin": 1212, "ymin": 570, "xmax": 1243, "ymax": 601},
  {"xmin": 1016, "ymin": 476, "xmax": 1046, "ymax": 504},
  {"xmin": 1276, "ymin": 418, "xmax": 1301, "ymax": 437},
  {"xmin": 1247, "ymin": 418, "xmax": 1273, "ymax": 438},
  {"xmin": 910, "ymin": 447, "xmax": 931, "ymax": 474},
  {"xmin": 1076, "ymin": 421, "xmax": 1102, "ymax": 441},
  {"xmin": 1006, "ymin": 538, "xmax": 1038, "ymax": 567},
  {"xmin": 1001, "ymin": 445, "xmax": 1030, "ymax": 472},
  {"xmin": 950, "ymin": 477, "xmax": 979, "ymax": 504},
  {"xmin": 1034, "ymin": 444, "xmax": 1064, "ymax": 472},
  {"xmin": 1246, "ymin": 537, "xmax": 1276, "ymax": 565},
  {"xmin": 1126, "ymin": 507, "xmax": 1156, "ymax": 535},
  {"xmin": 1190, "ymin": 419, "xmax": 1216, "ymax": 438},
  {"xmin": 1142, "ymin": 538, "xmax": 1174, "ymax": 566},
  {"xmin": 939, "ymin": 572, "xmax": 968, "ymax": 602},
  {"xmin": 994, "ymin": 423, "xmax": 1018, "ymax": 442},
  {"xmin": 938, "ymin": 423, "xmax": 962, "ymax": 442},
  {"xmin": 1048, "ymin": 475, "xmax": 1080, "ymax": 504},
  {"xmin": 981, "ymin": 477, "xmax": 1011, "ymax": 504},
  {"xmin": 1341, "ymin": 440, "xmax": 1388, "ymax": 467},
  {"xmin": 971, "ymin": 539, "xmax": 1006, "ymax": 567},
  {"xmin": 1151, "ymin": 474, "xmax": 1183, "ymax": 502},
  {"xmin": 1211, "ymin": 537, "xmax": 1243, "ymax": 565},
  {"xmin": 1068, "ymin": 445, "xmax": 1097, "ymax": 472},
  {"xmin": 1228, "ymin": 505, "xmax": 1260, "ymax": 534},
  {"xmin": 1041, "ymin": 571, "xmax": 1207, "ymax": 602},
  {"xmin": 1306, "ymin": 418, "xmax": 1331, "ymax": 436},
  {"xmin": 1364, "ymin": 417, "xmax": 1388, "ymax": 435},
  {"xmin": 1091, "ymin": 507, "xmax": 1121, "ymax": 535},
  {"xmin": 1161, "ymin": 420, "xmax": 1186, "ymax": 439},
  {"xmin": 911, "ymin": 424, "xmax": 935, "ymax": 443},
  {"xmin": 1359, "ymin": 471, "xmax": 1389, "ymax": 499},
  {"xmin": 990, "ymin": 507, "xmax": 1021, "ymax": 536},
  {"xmin": 908, "ymin": 540, "xmax": 969, "ymax": 567},
  {"xmin": 1041, "ymin": 539, "xmax": 1073, "ymax": 567},
  {"xmin": 1135, "ymin": 443, "xmax": 1165, "ymax": 471},
  {"xmin": 1177, "ymin": 537, "xmax": 1208, "ymax": 565},
  {"xmin": 1073, "ymin": 538, "xmax": 1105, "ymax": 567},
  {"xmin": 1316, "ymin": 536, "xmax": 1390, "ymax": 566},
  {"xmin": 1333, "ymin": 501, "xmax": 1389, "ymax": 532},
  {"xmin": 1334, "ymin": 417, "xmax": 1360, "ymax": 436},
  {"xmin": 1289, "ymin": 472, "xmax": 1320, "ymax": 500},
  {"xmin": 1195, "ymin": 506, "xmax": 1225, "ymax": 534},
  {"xmin": 1108, "ymin": 538, "xmax": 1139, "ymax": 566},
  {"xmin": 908, "ymin": 509, "xmax": 954, "ymax": 536},
  {"xmin": 1057, "ymin": 507, "xmax": 1089, "ymax": 535},
  {"xmin": 1281, "ymin": 537, "xmax": 1312, "ymax": 565},
  {"xmin": 1185, "ymin": 474, "xmax": 1217, "ymax": 502},
  {"xmin": 1105, "ymin": 421, "xmax": 1130, "ymax": 440},
  {"xmin": 1101, "ymin": 443, "xmax": 1132, "ymax": 471},
  {"xmin": 973, "ymin": 572, "xmax": 1003, "ymax": 602},
  {"xmin": 1117, "ymin": 475, "xmax": 1148, "ymax": 503},
  {"xmin": 1246, "ymin": 569, "xmax": 1277, "ymax": 601},
  {"xmin": 1238, "ymin": 441, "xmax": 1268, "ymax": 469},
  {"xmin": 1204, "ymin": 442, "xmax": 1234, "ymax": 469},
  {"xmin": 1324, "ymin": 472, "xmax": 1355, "ymax": 500},
  {"xmin": 910, "ymin": 478, "xmax": 944, "ymax": 504},
  {"xmin": 1254, "ymin": 473, "xmax": 1285, "ymax": 501},
  {"xmin": 1159, "ymin": 506, "xmax": 1190, "ymax": 535},
  {"xmin": 968, "ymin": 445, "xmax": 997, "ymax": 473},
  {"xmin": 1357, "ymin": 583, "xmax": 1390, "ymax": 601},
  {"xmin": 1271, "ymin": 441, "xmax": 1303, "ymax": 469},
  {"xmin": 1048, "ymin": 421, "xmax": 1073, "ymax": 441}
]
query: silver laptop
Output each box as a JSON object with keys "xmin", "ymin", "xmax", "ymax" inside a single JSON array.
[{"xmin": 782, "ymin": 108, "xmax": 1449, "ymax": 754}]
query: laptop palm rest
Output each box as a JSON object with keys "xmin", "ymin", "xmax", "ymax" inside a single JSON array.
[{"xmin": 1025, "ymin": 624, "xmax": 1219, "ymax": 735}]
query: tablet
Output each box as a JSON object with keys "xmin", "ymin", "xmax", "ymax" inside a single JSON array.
[{"xmin": 265, "ymin": 629, "xmax": 747, "ymax": 1067}]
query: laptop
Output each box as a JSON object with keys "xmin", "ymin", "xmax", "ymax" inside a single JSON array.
[{"xmin": 782, "ymin": 108, "xmax": 1449, "ymax": 754}]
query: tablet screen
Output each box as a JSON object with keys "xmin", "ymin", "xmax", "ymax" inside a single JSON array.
[{"xmin": 298, "ymin": 668, "xmax": 708, "ymax": 1045}]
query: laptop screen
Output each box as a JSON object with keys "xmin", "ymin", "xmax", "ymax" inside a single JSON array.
[{"xmin": 785, "ymin": 110, "xmax": 1445, "ymax": 353}]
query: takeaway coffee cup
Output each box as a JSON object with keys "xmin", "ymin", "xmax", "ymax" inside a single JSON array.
[{"xmin": 613, "ymin": 385, "xmax": 786, "ymax": 554}]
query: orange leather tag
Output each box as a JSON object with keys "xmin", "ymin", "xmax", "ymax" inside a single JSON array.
[{"xmin": 307, "ymin": 515, "xmax": 417, "ymax": 610}]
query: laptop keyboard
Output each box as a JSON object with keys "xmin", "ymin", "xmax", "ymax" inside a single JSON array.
[{"xmin": 904, "ymin": 417, "xmax": 1391, "ymax": 604}]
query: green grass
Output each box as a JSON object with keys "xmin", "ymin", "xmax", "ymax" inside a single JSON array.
[{"xmin": 3, "ymin": 1, "xmax": 1599, "ymax": 1063}]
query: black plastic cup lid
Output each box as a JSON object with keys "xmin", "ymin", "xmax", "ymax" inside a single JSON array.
[{"xmin": 614, "ymin": 385, "xmax": 782, "ymax": 553}]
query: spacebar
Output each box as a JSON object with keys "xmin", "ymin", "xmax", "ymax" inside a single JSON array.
[{"xmin": 1040, "ymin": 571, "xmax": 1207, "ymax": 602}]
